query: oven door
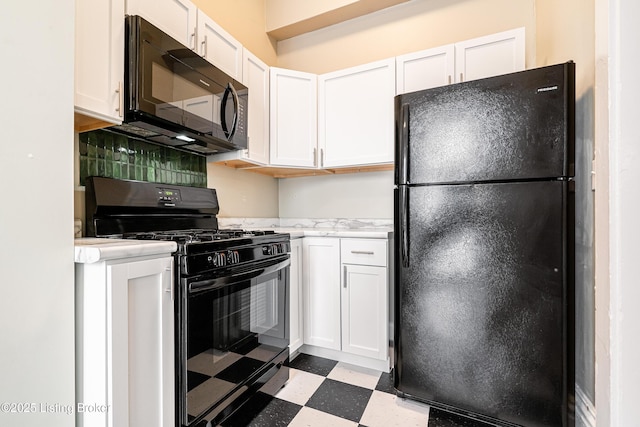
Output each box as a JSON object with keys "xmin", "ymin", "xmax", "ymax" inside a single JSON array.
[{"xmin": 178, "ymin": 256, "xmax": 290, "ymax": 426}]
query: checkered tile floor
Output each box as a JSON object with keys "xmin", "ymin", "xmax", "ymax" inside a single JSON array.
[{"xmin": 220, "ymin": 354, "xmax": 491, "ymax": 427}]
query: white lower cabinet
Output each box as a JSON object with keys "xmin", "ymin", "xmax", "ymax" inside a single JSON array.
[
  {"xmin": 302, "ymin": 237, "xmax": 342, "ymax": 350},
  {"xmin": 300, "ymin": 236, "xmax": 390, "ymax": 371},
  {"xmin": 289, "ymin": 238, "xmax": 304, "ymax": 354},
  {"xmin": 341, "ymin": 264, "xmax": 388, "ymax": 360},
  {"xmin": 76, "ymin": 255, "xmax": 175, "ymax": 427}
]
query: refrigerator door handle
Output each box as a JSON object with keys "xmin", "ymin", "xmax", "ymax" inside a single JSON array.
[
  {"xmin": 399, "ymin": 104, "xmax": 410, "ymax": 185},
  {"xmin": 400, "ymin": 185, "xmax": 409, "ymax": 268}
]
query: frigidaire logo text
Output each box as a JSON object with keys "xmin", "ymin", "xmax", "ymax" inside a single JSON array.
[{"xmin": 537, "ymin": 85, "xmax": 559, "ymax": 93}]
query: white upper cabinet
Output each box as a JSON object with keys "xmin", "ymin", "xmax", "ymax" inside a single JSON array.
[
  {"xmin": 197, "ymin": 10, "xmax": 243, "ymax": 81},
  {"xmin": 126, "ymin": 0, "xmax": 197, "ymax": 50},
  {"xmin": 242, "ymin": 48, "xmax": 270, "ymax": 165},
  {"xmin": 455, "ymin": 27, "xmax": 525, "ymax": 83},
  {"xmin": 75, "ymin": 0, "xmax": 125, "ymax": 124},
  {"xmin": 318, "ymin": 58, "xmax": 396, "ymax": 168},
  {"xmin": 397, "ymin": 28, "xmax": 524, "ymax": 93},
  {"xmin": 270, "ymin": 67, "xmax": 318, "ymax": 168},
  {"xmin": 396, "ymin": 44, "xmax": 455, "ymax": 94},
  {"xmin": 126, "ymin": 1, "xmax": 243, "ymax": 80}
]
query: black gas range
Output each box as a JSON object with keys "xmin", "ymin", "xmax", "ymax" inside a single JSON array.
[
  {"xmin": 121, "ymin": 228, "xmax": 290, "ymax": 277},
  {"xmin": 85, "ymin": 176, "xmax": 291, "ymax": 427}
]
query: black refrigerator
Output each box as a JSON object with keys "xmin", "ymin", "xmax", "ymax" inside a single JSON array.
[{"xmin": 393, "ymin": 62, "xmax": 575, "ymax": 427}]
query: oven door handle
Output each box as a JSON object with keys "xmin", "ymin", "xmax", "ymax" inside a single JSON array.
[{"xmin": 188, "ymin": 257, "xmax": 290, "ymax": 294}]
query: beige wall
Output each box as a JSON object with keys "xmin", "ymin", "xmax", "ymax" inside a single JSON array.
[
  {"xmin": 266, "ymin": 0, "xmax": 358, "ymax": 31},
  {"xmin": 276, "ymin": 0, "xmax": 536, "ymax": 74},
  {"xmin": 265, "ymin": 0, "xmax": 409, "ymax": 40},
  {"xmin": 192, "ymin": 0, "xmax": 277, "ymax": 66},
  {"xmin": 207, "ymin": 163, "xmax": 279, "ymax": 217}
]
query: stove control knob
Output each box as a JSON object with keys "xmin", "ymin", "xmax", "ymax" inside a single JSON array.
[
  {"xmin": 263, "ymin": 245, "xmax": 272, "ymax": 255},
  {"xmin": 217, "ymin": 252, "xmax": 226, "ymax": 267},
  {"xmin": 226, "ymin": 250, "xmax": 240, "ymax": 264}
]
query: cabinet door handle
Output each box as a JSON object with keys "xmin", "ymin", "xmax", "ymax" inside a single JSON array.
[
  {"xmin": 201, "ymin": 35, "xmax": 207, "ymax": 57},
  {"xmin": 320, "ymin": 149, "xmax": 324, "ymax": 168},
  {"xmin": 351, "ymin": 250, "xmax": 374, "ymax": 255},
  {"xmin": 313, "ymin": 148, "xmax": 317, "ymax": 167},
  {"xmin": 191, "ymin": 30, "xmax": 197, "ymax": 51},
  {"xmin": 448, "ymin": 75, "xmax": 452, "ymax": 85},
  {"xmin": 164, "ymin": 266, "xmax": 173, "ymax": 301},
  {"xmin": 343, "ymin": 265, "xmax": 347, "ymax": 288},
  {"xmin": 460, "ymin": 72, "xmax": 464, "ymax": 82},
  {"xmin": 115, "ymin": 81, "xmax": 123, "ymax": 117}
]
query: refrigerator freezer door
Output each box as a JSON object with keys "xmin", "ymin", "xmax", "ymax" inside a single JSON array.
[
  {"xmin": 395, "ymin": 62, "xmax": 575, "ymax": 185},
  {"xmin": 394, "ymin": 180, "xmax": 569, "ymax": 427}
]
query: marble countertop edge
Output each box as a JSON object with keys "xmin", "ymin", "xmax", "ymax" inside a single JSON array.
[{"xmin": 74, "ymin": 238, "xmax": 177, "ymax": 264}]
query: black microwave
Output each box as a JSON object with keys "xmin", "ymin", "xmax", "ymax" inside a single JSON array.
[{"xmin": 112, "ymin": 15, "xmax": 247, "ymax": 155}]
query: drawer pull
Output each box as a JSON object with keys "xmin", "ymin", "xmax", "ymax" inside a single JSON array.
[{"xmin": 351, "ymin": 250, "xmax": 374, "ymax": 255}]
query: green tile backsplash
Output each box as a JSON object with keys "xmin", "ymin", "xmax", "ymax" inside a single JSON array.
[{"xmin": 79, "ymin": 129, "xmax": 207, "ymax": 187}]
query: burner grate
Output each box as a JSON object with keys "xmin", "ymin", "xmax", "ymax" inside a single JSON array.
[{"xmin": 122, "ymin": 229, "xmax": 276, "ymax": 244}]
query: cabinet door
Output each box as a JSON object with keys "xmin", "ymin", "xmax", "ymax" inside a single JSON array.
[
  {"xmin": 126, "ymin": 0, "xmax": 197, "ymax": 49},
  {"xmin": 197, "ymin": 10, "xmax": 243, "ymax": 81},
  {"xmin": 318, "ymin": 58, "xmax": 395, "ymax": 168},
  {"xmin": 341, "ymin": 264, "xmax": 387, "ymax": 361},
  {"xmin": 289, "ymin": 239, "xmax": 304, "ymax": 354},
  {"xmin": 270, "ymin": 68, "xmax": 318, "ymax": 168},
  {"xmin": 302, "ymin": 238, "xmax": 341, "ymax": 350},
  {"xmin": 396, "ymin": 44, "xmax": 455, "ymax": 94},
  {"xmin": 108, "ymin": 257, "xmax": 174, "ymax": 427},
  {"xmin": 74, "ymin": 0, "xmax": 124, "ymax": 124},
  {"xmin": 242, "ymin": 48, "xmax": 270, "ymax": 165},
  {"xmin": 455, "ymin": 27, "xmax": 525, "ymax": 83}
]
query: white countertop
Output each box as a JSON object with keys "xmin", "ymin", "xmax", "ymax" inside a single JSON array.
[
  {"xmin": 273, "ymin": 228, "xmax": 392, "ymax": 239},
  {"xmin": 74, "ymin": 226, "xmax": 391, "ymax": 264},
  {"xmin": 74, "ymin": 238, "xmax": 177, "ymax": 264},
  {"xmin": 216, "ymin": 218, "xmax": 393, "ymax": 239}
]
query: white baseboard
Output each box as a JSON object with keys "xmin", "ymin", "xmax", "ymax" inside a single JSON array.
[
  {"xmin": 575, "ymin": 385, "xmax": 596, "ymax": 427},
  {"xmin": 299, "ymin": 344, "xmax": 391, "ymax": 373}
]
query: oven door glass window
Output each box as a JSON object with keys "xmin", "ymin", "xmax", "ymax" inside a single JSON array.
[{"xmin": 183, "ymin": 265, "xmax": 289, "ymax": 422}]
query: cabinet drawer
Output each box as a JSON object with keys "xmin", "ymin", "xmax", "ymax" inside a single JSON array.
[{"xmin": 341, "ymin": 239, "xmax": 387, "ymax": 266}]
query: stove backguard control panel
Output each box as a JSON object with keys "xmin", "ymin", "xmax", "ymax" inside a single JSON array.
[{"xmin": 157, "ymin": 188, "xmax": 181, "ymax": 203}]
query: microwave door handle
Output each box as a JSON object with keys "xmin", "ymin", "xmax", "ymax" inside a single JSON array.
[
  {"xmin": 228, "ymin": 83, "xmax": 239, "ymax": 139},
  {"xmin": 220, "ymin": 83, "xmax": 239, "ymax": 140}
]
